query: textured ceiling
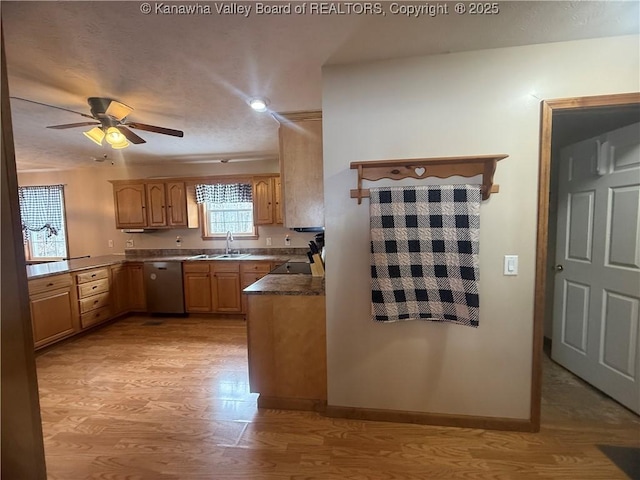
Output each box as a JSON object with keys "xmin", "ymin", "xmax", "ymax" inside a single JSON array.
[{"xmin": 3, "ymin": 1, "xmax": 638, "ymax": 171}]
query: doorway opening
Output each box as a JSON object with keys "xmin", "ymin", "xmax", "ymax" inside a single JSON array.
[{"xmin": 532, "ymin": 92, "xmax": 640, "ymax": 430}]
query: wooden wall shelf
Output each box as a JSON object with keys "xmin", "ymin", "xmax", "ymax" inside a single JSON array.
[{"xmin": 350, "ymin": 154, "xmax": 508, "ymax": 204}]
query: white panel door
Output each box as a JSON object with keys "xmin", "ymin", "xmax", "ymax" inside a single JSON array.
[{"xmin": 552, "ymin": 122, "xmax": 640, "ymax": 414}]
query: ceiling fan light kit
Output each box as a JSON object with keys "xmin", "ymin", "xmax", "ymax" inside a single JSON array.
[
  {"xmin": 11, "ymin": 96, "xmax": 184, "ymax": 150},
  {"xmin": 110, "ymin": 139, "xmax": 130, "ymax": 149},
  {"xmin": 105, "ymin": 127, "xmax": 125, "ymax": 145},
  {"xmin": 83, "ymin": 127, "xmax": 105, "ymax": 146}
]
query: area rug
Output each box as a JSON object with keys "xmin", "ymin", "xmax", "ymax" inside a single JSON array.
[{"xmin": 597, "ymin": 445, "xmax": 640, "ymax": 479}]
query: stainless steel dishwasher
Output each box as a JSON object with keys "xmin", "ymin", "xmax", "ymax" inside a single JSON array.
[{"xmin": 144, "ymin": 261, "xmax": 185, "ymax": 314}]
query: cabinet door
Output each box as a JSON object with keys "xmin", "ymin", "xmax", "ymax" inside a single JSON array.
[
  {"xmin": 279, "ymin": 113, "xmax": 324, "ymax": 228},
  {"xmin": 212, "ymin": 272, "xmax": 242, "ymax": 312},
  {"xmin": 146, "ymin": 182, "xmax": 167, "ymax": 227},
  {"xmin": 113, "ymin": 184, "xmax": 148, "ymax": 228},
  {"xmin": 128, "ymin": 264, "xmax": 147, "ymax": 311},
  {"xmin": 110, "ymin": 265, "xmax": 129, "ymax": 316},
  {"xmin": 273, "ymin": 176, "xmax": 283, "ymax": 225},
  {"xmin": 253, "ymin": 178, "xmax": 274, "ymax": 225},
  {"xmin": 166, "ymin": 182, "xmax": 188, "ymax": 227},
  {"xmin": 30, "ymin": 287, "xmax": 76, "ymax": 349},
  {"xmin": 184, "ymin": 272, "xmax": 212, "ymax": 312}
]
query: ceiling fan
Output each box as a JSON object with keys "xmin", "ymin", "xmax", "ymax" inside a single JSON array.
[{"xmin": 11, "ymin": 96, "xmax": 184, "ymax": 149}]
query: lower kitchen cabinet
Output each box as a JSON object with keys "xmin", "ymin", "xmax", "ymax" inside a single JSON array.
[
  {"xmin": 28, "ymin": 273, "xmax": 79, "ymax": 349},
  {"xmin": 110, "ymin": 264, "xmax": 129, "ymax": 316},
  {"xmin": 246, "ymin": 294, "xmax": 327, "ymax": 410},
  {"xmin": 75, "ymin": 267, "xmax": 111, "ymax": 329},
  {"xmin": 184, "ymin": 262, "xmax": 212, "ymax": 313},
  {"xmin": 127, "ymin": 263, "xmax": 147, "ymax": 311},
  {"xmin": 241, "ymin": 261, "xmax": 273, "ymax": 313},
  {"xmin": 184, "ymin": 260, "xmax": 273, "ymax": 314},
  {"xmin": 211, "ymin": 262, "xmax": 242, "ymax": 313}
]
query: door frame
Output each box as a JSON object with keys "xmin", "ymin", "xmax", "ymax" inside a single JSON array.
[{"xmin": 531, "ymin": 92, "xmax": 640, "ymax": 430}]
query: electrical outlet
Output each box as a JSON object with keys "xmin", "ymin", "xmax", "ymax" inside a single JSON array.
[
  {"xmin": 108, "ymin": 239, "xmax": 114, "ymax": 248},
  {"xmin": 284, "ymin": 235, "xmax": 291, "ymax": 246},
  {"xmin": 126, "ymin": 239, "xmax": 134, "ymax": 248},
  {"xmin": 266, "ymin": 237, "xmax": 272, "ymax": 246}
]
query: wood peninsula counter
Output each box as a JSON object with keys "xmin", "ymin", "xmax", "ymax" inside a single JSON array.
[{"xmin": 243, "ymin": 274, "xmax": 326, "ymax": 411}]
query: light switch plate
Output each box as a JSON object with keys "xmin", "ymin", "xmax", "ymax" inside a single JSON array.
[{"xmin": 504, "ymin": 255, "xmax": 518, "ymax": 275}]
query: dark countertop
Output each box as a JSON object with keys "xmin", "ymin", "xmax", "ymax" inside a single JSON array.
[
  {"xmin": 26, "ymin": 254, "xmax": 129, "ymax": 279},
  {"xmin": 26, "ymin": 253, "xmax": 308, "ymax": 280},
  {"xmin": 243, "ymin": 274, "xmax": 325, "ymax": 296}
]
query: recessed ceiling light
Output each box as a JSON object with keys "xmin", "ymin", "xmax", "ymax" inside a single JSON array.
[{"xmin": 248, "ymin": 97, "xmax": 269, "ymax": 112}]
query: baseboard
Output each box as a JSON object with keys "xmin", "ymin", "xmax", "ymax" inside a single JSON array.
[
  {"xmin": 324, "ymin": 404, "xmax": 535, "ymax": 432},
  {"xmin": 257, "ymin": 395, "xmax": 327, "ymax": 413}
]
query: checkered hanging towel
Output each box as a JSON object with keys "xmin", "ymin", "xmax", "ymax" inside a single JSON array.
[{"xmin": 369, "ymin": 185, "xmax": 481, "ymax": 327}]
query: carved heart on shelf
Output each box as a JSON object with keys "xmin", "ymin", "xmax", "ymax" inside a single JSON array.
[{"xmin": 414, "ymin": 167, "xmax": 426, "ymax": 177}]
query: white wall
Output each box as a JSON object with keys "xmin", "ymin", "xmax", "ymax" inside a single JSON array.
[
  {"xmin": 18, "ymin": 159, "xmax": 315, "ymax": 257},
  {"xmin": 322, "ymin": 35, "xmax": 639, "ymax": 419}
]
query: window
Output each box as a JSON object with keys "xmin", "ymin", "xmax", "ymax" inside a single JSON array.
[
  {"xmin": 195, "ymin": 183, "xmax": 257, "ymax": 238},
  {"xmin": 18, "ymin": 184, "xmax": 69, "ymax": 260}
]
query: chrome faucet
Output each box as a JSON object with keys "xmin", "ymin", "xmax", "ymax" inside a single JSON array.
[{"xmin": 225, "ymin": 231, "xmax": 234, "ymax": 254}]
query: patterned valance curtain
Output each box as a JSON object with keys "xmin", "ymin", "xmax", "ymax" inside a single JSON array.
[
  {"xmin": 17, "ymin": 185, "xmax": 64, "ymax": 242},
  {"xmin": 195, "ymin": 183, "xmax": 252, "ymax": 204}
]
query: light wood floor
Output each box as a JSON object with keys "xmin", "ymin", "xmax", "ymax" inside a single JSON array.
[{"xmin": 36, "ymin": 316, "xmax": 639, "ymax": 479}]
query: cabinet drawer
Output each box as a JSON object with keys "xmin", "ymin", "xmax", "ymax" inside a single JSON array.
[
  {"xmin": 79, "ymin": 291, "xmax": 110, "ymax": 314},
  {"xmin": 76, "ymin": 268, "xmax": 109, "ymax": 284},
  {"xmin": 80, "ymin": 306, "xmax": 111, "ymax": 329},
  {"xmin": 241, "ymin": 262, "xmax": 272, "ymax": 274},
  {"xmin": 183, "ymin": 262, "xmax": 210, "ymax": 273},
  {"xmin": 28, "ymin": 274, "xmax": 73, "ymax": 295},
  {"xmin": 212, "ymin": 261, "xmax": 240, "ymax": 273},
  {"xmin": 77, "ymin": 278, "xmax": 109, "ymax": 298}
]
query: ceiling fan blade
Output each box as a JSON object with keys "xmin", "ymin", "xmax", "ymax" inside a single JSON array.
[
  {"xmin": 105, "ymin": 100, "xmax": 134, "ymax": 121},
  {"xmin": 46, "ymin": 122, "xmax": 101, "ymax": 129},
  {"xmin": 126, "ymin": 122, "xmax": 184, "ymax": 137},
  {"xmin": 116, "ymin": 126, "xmax": 146, "ymax": 144},
  {"xmin": 11, "ymin": 97, "xmax": 96, "ymax": 119}
]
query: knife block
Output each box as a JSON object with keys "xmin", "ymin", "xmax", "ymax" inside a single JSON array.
[{"xmin": 310, "ymin": 254, "xmax": 325, "ymax": 277}]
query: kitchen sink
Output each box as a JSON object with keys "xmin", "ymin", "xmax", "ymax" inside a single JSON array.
[
  {"xmin": 186, "ymin": 253, "xmax": 251, "ymax": 260},
  {"xmin": 213, "ymin": 253, "xmax": 251, "ymax": 259}
]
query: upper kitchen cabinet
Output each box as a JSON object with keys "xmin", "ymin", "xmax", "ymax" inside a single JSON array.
[
  {"xmin": 112, "ymin": 183, "xmax": 148, "ymax": 229},
  {"xmin": 165, "ymin": 182, "xmax": 189, "ymax": 226},
  {"xmin": 110, "ymin": 180, "xmax": 197, "ymax": 229},
  {"xmin": 252, "ymin": 176, "xmax": 283, "ymax": 226},
  {"xmin": 276, "ymin": 111, "xmax": 324, "ymax": 228},
  {"xmin": 146, "ymin": 182, "xmax": 167, "ymax": 227}
]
